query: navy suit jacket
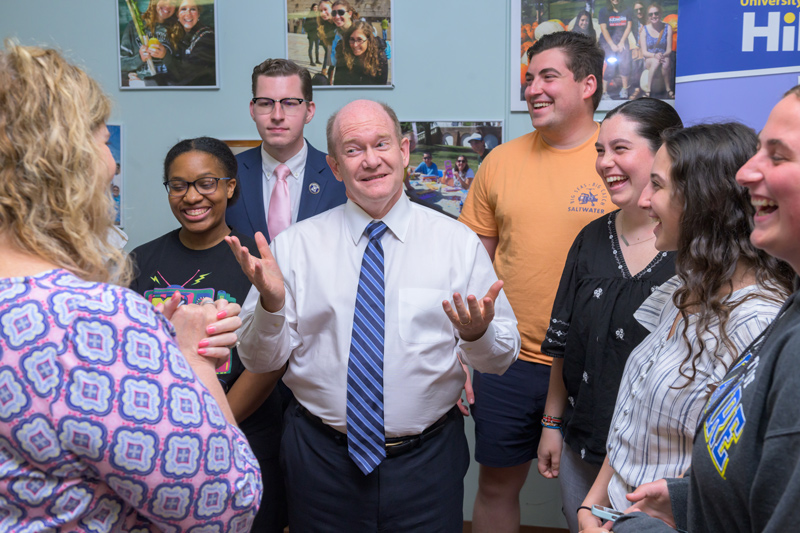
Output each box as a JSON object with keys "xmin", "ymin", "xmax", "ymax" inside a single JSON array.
[{"xmin": 226, "ymin": 140, "xmax": 347, "ymax": 241}]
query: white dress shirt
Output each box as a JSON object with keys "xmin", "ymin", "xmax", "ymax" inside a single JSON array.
[
  {"xmin": 238, "ymin": 194, "xmax": 520, "ymax": 436},
  {"xmin": 261, "ymin": 140, "xmax": 307, "ymax": 224},
  {"xmin": 606, "ymin": 276, "xmax": 782, "ymax": 509}
]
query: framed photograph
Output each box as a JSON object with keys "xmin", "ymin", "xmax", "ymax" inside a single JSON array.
[
  {"xmin": 117, "ymin": 0, "xmax": 219, "ymax": 89},
  {"xmin": 108, "ymin": 125, "xmax": 124, "ymax": 228},
  {"xmin": 224, "ymin": 140, "xmax": 261, "ymax": 156},
  {"xmin": 401, "ymin": 121, "xmax": 503, "ymax": 219},
  {"xmin": 511, "ymin": 0, "xmax": 678, "ymax": 112},
  {"xmin": 286, "ymin": 0, "xmax": 394, "ymax": 88}
]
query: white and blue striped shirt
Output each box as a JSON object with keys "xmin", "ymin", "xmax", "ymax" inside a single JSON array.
[{"xmin": 606, "ymin": 276, "xmax": 782, "ymax": 510}]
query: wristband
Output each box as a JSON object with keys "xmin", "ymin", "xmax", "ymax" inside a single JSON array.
[
  {"xmin": 541, "ymin": 414, "xmax": 563, "ymax": 428},
  {"xmin": 577, "ymin": 505, "xmax": 592, "ymax": 514}
]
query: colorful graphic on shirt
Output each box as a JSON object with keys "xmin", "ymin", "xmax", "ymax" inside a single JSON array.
[
  {"xmin": 702, "ymin": 351, "xmax": 758, "ymax": 479},
  {"xmin": 568, "ymin": 181, "xmax": 610, "ymax": 215},
  {"xmin": 140, "ymin": 271, "xmax": 237, "ymax": 375}
]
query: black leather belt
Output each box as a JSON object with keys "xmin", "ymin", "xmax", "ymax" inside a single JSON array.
[{"xmin": 295, "ymin": 403, "xmax": 458, "ymax": 459}]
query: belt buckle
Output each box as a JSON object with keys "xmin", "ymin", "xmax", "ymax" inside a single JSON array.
[{"xmin": 384, "ymin": 436, "xmax": 419, "ymax": 458}]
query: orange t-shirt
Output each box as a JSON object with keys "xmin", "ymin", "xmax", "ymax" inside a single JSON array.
[{"xmin": 459, "ymin": 127, "xmax": 609, "ymax": 365}]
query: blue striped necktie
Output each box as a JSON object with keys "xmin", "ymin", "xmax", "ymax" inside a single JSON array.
[{"xmin": 347, "ymin": 220, "xmax": 389, "ymax": 475}]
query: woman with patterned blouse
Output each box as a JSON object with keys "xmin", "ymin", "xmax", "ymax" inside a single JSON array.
[
  {"xmin": 538, "ymin": 99, "xmax": 682, "ymax": 533},
  {"xmin": 578, "ymin": 123, "xmax": 794, "ymax": 530},
  {"xmin": 0, "ymin": 43, "xmax": 261, "ymax": 531}
]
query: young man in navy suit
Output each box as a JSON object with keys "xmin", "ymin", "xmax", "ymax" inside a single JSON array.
[
  {"xmin": 225, "ymin": 58, "xmax": 346, "ymax": 533},
  {"xmin": 226, "ymin": 58, "xmax": 346, "ymax": 241}
]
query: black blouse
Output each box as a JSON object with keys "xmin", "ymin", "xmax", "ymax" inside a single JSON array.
[{"xmin": 541, "ymin": 210, "xmax": 676, "ymax": 465}]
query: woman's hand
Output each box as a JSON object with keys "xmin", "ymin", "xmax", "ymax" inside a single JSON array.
[
  {"xmin": 167, "ymin": 299, "xmax": 231, "ymax": 371},
  {"xmin": 138, "ymin": 44, "xmax": 150, "ymax": 62},
  {"xmin": 148, "ymin": 43, "xmax": 167, "ymax": 59},
  {"xmin": 625, "ymin": 479, "xmax": 675, "ymax": 528},
  {"xmin": 197, "ymin": 299, "xmax": 242, "ymax": 361},
  {"xmin": 578, "ymin": 507, "xmax": 605, "ymax": 532},
  {"xmin": 537, "ymin": 427, "xmax": 563, "ymax": 478}
]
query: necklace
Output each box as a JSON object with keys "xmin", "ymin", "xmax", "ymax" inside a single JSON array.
[
  {"xmin": 619, "ymin": 233, "xmax": 656, "ymax": 246},
  {"xmin": 618, "ymin": 212, "xmax": 657, "ymax": 247}
]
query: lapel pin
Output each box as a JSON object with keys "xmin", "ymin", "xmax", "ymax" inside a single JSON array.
[{"xmin": 308, "ymin": 182, "xmax": 321, "ymax": 194}]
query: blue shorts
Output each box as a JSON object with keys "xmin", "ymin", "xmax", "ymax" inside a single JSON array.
[{"xmin": 472, "ymin": 359, "xmax": 550, "ymax": 468}]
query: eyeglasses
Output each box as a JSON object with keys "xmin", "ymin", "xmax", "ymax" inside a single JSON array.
[
  {"xmin": 423, "ymin": 156, "xmax": 432, "ymax": 160},
  {"xmin": 332, "ymin": 8, "xmax": 347, "ymax": 16},
  {"xmin": 349, "ymin": 37, "xmax": 367, "ymax": 45},
  {"xmin": 457, "ymin": 159, "xmax": 466, "ymax": 163},
  {"xmin": 251, "ymin": 97, "xmax": 307, "ymax": 116},
  {"xmin": 164, "ymin": 177, "xmax": 231, "ymax": 197},
  {"xmin": 635, "ymin": 7, "xmax": 644, "ymax": 11},
  {"xmin": 648, "ymin": 11, "xmax": 661, "ymax": 17}
]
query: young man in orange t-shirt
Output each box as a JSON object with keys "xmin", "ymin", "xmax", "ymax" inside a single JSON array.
[{"xmin": 459, "ymin": 32, "xmax": 607, "ymax": 533}]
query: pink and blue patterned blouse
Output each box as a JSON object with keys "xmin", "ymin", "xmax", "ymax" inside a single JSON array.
[{"xmin": 0, "ymin": 269, "xmax": 262, "ymax": 531}]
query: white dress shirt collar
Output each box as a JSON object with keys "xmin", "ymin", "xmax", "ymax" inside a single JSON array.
[
  {"xmin": 261, "ymin": 140, "xmax": 307, "ymax": 182},
  {"xmin": 343, "ymin": 192, "xmax": 411, "ymax": 245}
]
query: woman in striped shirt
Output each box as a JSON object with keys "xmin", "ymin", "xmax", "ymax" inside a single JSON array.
[{"xmin": 578, "ymin": 122, "xmax": 794, "ymax": 530}]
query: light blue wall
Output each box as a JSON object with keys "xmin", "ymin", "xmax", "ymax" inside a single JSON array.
[
  {"xmin": 0, "ymin": 0, "xmax": 565, "ymax": 527},
  {"xmin": 0, "ymin": 0, "xmax": 542, "ymax": 250}
]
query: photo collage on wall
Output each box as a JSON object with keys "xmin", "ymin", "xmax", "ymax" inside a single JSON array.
[
  {"xmin": 116, "ymin": 0, "xmax": 219, "ymax": 89},
  {"xmin": 286, "ymin": 0, "xmax": 394, "ymax": 88},
  {"xmin": 401, "ymin": 121, "xmax": 503, "ymax": 219},
  {"xmin": 511, "ymin": 0, "xmax": 679, "ymax": 112}
]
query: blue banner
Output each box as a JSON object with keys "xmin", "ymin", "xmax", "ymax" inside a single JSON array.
[{"xmin": 678, "ymin": 0, "xmax": 800, "ymax": 81}]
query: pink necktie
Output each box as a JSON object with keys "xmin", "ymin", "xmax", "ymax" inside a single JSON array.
[{"xmin": 268, "ymin": 163, "xmax": 291, "ymax": 241}]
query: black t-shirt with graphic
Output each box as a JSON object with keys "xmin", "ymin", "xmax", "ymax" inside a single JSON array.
[{"xmin": 130, "ymin": 227, "xmax": 280, "ymax": 436}]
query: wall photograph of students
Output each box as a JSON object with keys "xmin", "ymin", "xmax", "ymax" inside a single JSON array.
[
  {"xmin": 401, "ymin": 121, "xmax": 502, "ymax": 219},
  {"xmin": 286, "ymin": 0, "xmax": 393, "ymax": 87},
  {"xmin": 117, "ymin": 0, "xmax": 219, "ymax": 88},
  {"xmin": 108, "ymin": 125, "xmax": 124, "ymax": 227},
  {"xmin": 511, "ymin": 0, "xmax": 678, "ymax": 111}
]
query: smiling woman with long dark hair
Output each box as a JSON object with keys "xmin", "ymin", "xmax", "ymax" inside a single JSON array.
[
  {"xmin": 538, "ymin": 98, "xmax": 681, "ymax": 533},
  {"xmin": 162, "ymin": 0, "xmax": 216, "ymax": 86},
  {"xmin": 333, "ymin": 19, "xmax": 388, "ymax": 85}
]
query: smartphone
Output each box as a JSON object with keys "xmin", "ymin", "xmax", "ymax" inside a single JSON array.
[{"xmin": 591, "ymin": 504, "xmax": 624, "ymax": 522}]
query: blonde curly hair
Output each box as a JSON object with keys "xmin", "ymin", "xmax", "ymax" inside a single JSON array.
[{"xmin": 0, "ymin": 42, "xmax": 130, "ymax": 284}]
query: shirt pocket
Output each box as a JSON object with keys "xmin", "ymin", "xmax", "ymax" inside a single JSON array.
[{"xmin": 398, "ymin": 288, "xmax": 452, "ymax": 345}]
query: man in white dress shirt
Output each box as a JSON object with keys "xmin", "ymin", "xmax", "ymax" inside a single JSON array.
[{"xmin": 227, "ymin": 99, "xmax": 520, "ymax": 531}]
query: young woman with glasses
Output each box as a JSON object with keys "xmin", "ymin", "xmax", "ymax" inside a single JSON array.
[
  {"xmin": 130, "ymin": 136, "xmax": 285, "ymax": 529},
  {"xmin": 639, "ymin": 2, "xmax": 673, "ymax": 98},
  {"xmin": 333, "ymin": 19, "xmax": 388, "ymax": 85}
]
